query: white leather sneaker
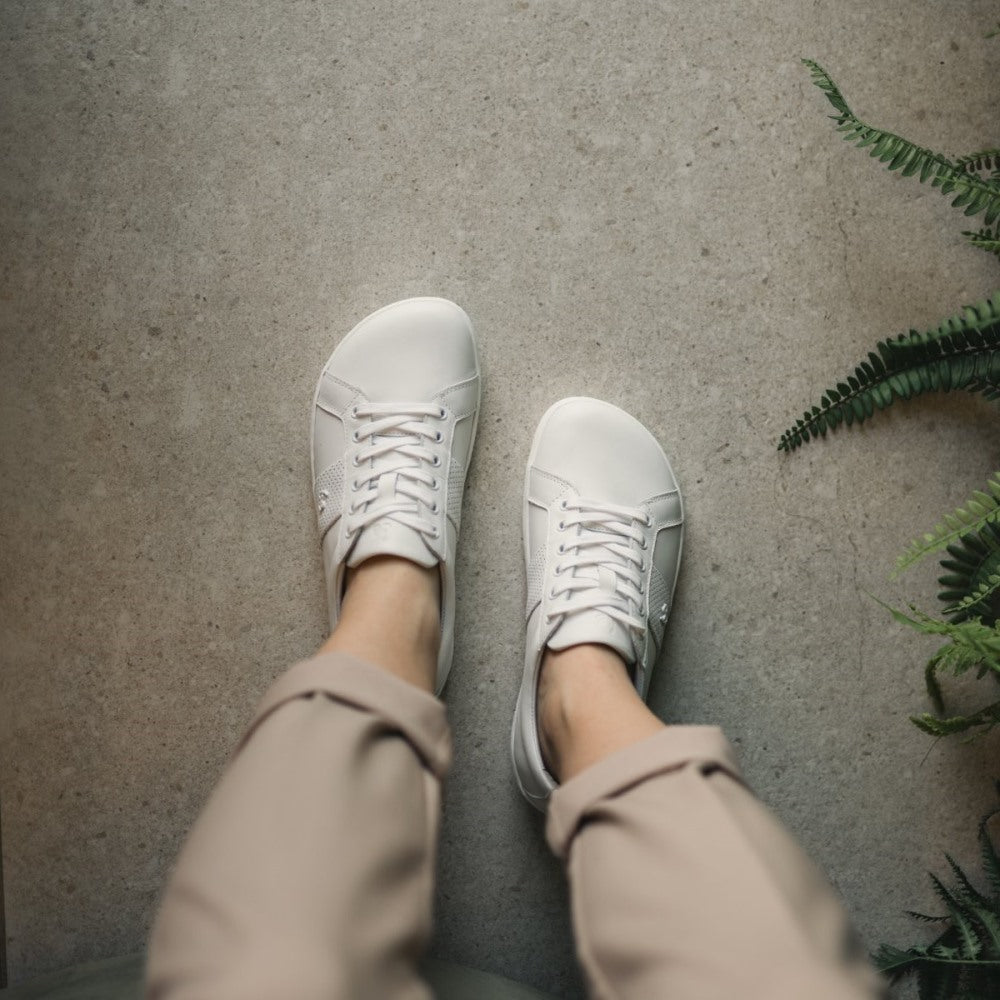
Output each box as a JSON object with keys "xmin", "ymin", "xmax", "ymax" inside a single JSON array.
[
  {"xmin": 511, "ymin": 397, "xmax": 684, "ymax": 809},
  {"xmin": 310, "ymin": 297, "xmax": 480, "ymax": 695}
]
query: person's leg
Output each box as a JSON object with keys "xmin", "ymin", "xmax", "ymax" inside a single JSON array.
[
  {"xmin": 145, "ymin": 557, "xmax": 447, "ymax": 1000},
  {"xmin": 540, "ymin": 642, "xmax": 886, "ymax": 1000},
  {"xmin": 147, "ymin": 297, "xmax": 481, "ymax": 1000},
  {"xmin": 513, "ymin": 397, "xmax": 883, "ymax": 999}
]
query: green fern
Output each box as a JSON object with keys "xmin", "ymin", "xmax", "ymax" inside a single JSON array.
[
  {"xmin": 956, "ymin": 150, "xmax": 1000, "ymax": 176},
  {"xmin": 893, "ymin": 473, "xmax": 1000, "ymax": 576},
  {"xmin": 778, "ymin": 297, "xmax": 1000, "ymax": 451},
  {"xmin": 947, "ymin": 574, "xmax": 1000, "ymax": 621},
  {"xmin": 802, "ymin": 60, "xmax": 1000, "ymax": 228},
  {"xmin": 778, "ymin": 62, "xmax": 1000, "ymax": 451},
  {"xmin": 882, "ymin": 605, "xmax": 1000, "ymax": 668},
  {"xmin": 965, "ymin": 227, "xmax": 1000, "ymax": 257},
  {"xmin": 878, "ymin": 601, "xmax": 1000, "ymax": 739},
  {"xmin": 874, "ymin": 803, "xmax": 1000, "ymax": 997},
  {"xmin": 939, "ymin": 523, "xmax": 1000, "ymax": 623},
  {"xmin": 913, "ymin": 702, "xmax": 1000, "ymax": 739}
]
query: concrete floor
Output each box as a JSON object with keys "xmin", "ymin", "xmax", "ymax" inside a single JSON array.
[{"xmin": 2, "ymin": 1, "xmax": 999, "ymax": 995}]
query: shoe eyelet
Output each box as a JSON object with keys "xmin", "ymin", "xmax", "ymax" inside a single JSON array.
[
  {"xmin": 432, "ymin": 455, "xmax": 441, "ymax": 467},
  {"xmin": 556, "ymin": 543, "xmax": 565, "ymax": 554},
  {"xmin": 352, "ymin": 430, "xmax": 361, "ymax": 443},
  {"xmin": 640, "ymin": 538, "xmax": 648, "ymax": 550},
  {"xmin": 351, "ymin": 480, "xmax": 359, "ymax": 491},
  {"xmin": 639, "ymin": 559, "xmax": 645, "ymax": 571},
  {"xmin": 644, "ymin": 514, "xmax": 653, "ymax": 528},
  {"xmin": 557, "ymin": 520, "xmax": 565, "ymax": 532},
  {"xmin": 430, "ymin": 527, "xmax": 439, "ymax": 539},
  {"xmin": 352, "ymin": 455, "xmax": 361, "ymax": 466},
  {"xmin": 548, "ymin": 587, "xmax": 558, "ymax": 599},
  {"xmin": 438, "ymin": 406, "xmax": 446, "ymax": 419},
  {"xmin": 434, "ymin": 430, "xmax": 443, "ymax": 443},
  {"xmin": 554, "ymin": 565, "xmax": 563, "ymax": 576},
  {"xmin": 431, "ymin": 478, "xmax": 439, "ymax": 489},
  {"xmin": 430, "ymin": 502, "xmax": 439, "ymax": 513},
  {"xmin": 559, "ymin": 499, "xmax": 568, "ymax": 510},
  {"xmin": 350, "ymin": 405, "xmax": 359, "ymax": 418}
]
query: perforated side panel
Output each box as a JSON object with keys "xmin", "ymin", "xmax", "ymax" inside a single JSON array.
[{"xmin": 314, "ymin": 460, "xmax": 345, "ymax": 539}]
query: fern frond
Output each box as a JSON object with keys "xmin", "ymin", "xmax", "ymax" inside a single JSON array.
[
  {"xmin": 894, "ymin": 473, "xmax": 1000, "ymax": 575},
  {"xmin": 911, "ymin": 700, "xmax": 1000, "ymax": 739},
  {"xmin": 778, "ymin": 301, "xmax": 1000, "ymax": 451},
  {"xmin": 923, "ymin": 294, "xmax": 1000, "ymax": 343},
  {"xmin": 925, "ymin": 655, "xmax": 948, "ymax": 713},
  {"xmin": 873, "ymin": 943, "xmax": 918, "ymax": 973},
  {"xmin": 957, "ymin": 151, "xmax": 1000, "ymax": 175},
  {"xmin": 881, "ymin": 604, "xmax": 1000, "ymax": 669},
  {"xmin": 927, "ymin": 640, "xmax": 990, "ymax": 687},
  {"xmin": 982, "ymin": 809, "xmax": 1000, "ymax": 898},
  {"xmin": 946, "ymin": 573, "xmax": 1000, "ymax": 617},
  {"xmin": 945, "ymin": 854, "xmax": 994, "ymax": 910},
  {"xmin": 878, "ymin": 809, "xmax": 1000, "ymax": 995},
  {"xmin": 803, "ymin": 60, "xmax": 1000, "ymax": 226},
  {"xmin": 964, "ymin": 227, "xmax": 1000, "ymax": 257}
]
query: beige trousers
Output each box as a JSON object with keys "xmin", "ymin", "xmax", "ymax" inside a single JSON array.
[{"xmin": 145, "ymin": 652, "xmax": 885, "ymax": 1000}]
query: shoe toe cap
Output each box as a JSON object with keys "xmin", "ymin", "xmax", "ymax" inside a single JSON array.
[
  {"xmin": 531, "ymin": 397, "xmax": 678, "ymax": 506},
  {"xmin": 330, "ymin": 297, "xmax": 477, "ymax": 403}
]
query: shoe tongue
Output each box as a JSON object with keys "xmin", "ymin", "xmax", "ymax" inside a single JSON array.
[
  {"xmin": 546, "ymin": 562, "xmax": 635, "ymax": 663},
  {"xmin": 547, "ymin": 520, "xmax": 638, "ymax": 662},
  {"xmin": 547, "ymin": 610, "xmax": 634, "ymax": 663},
  {"xmin": 346, "ymin": 474, "xmax": 436, "ymax": 569},
  {"xmin": 348, "ymin": 517, "xmax": 436, "ymax": 567}
]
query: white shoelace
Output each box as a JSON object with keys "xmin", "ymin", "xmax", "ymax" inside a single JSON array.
[
  {"xmin": 345, "ymin": 402, "xmax": 446, "ymax": 540},
  {"xmin": 547, "ymin": 497, "xmax": 651, "ymax": 634}
]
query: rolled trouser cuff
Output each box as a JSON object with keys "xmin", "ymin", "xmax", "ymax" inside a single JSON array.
[
  {"xmin": 239, "ymin": 651, "xmax": 452, "ymax": 780},
  {"xmin": 546, "ymin": 725, "xmax": 742, "ymax": 858}
]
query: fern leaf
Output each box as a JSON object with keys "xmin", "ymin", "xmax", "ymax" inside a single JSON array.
[
  {"xmin": 946, "ymin": 573, "xmax": 1000, "ymax": 617},
  {"xmin": 880, "ymin": 810, "xmax": 1000, "ymax": 996},
  {"xmin": 778, "ymin": 297, "xmax": 1000, "ymax": 451},
  {"xmin": 802, "ymin": 61, "xmax": 1000, "ymax": 226},
  {"xmin": 925, "ymin": 656, "xmax": 947, "ymax": 713},
  {"xmin": 910, "ymin": 701, "xmax": 1000, "ymax": 740},
  {"xmin": 927, "ymin": 639, "xmax": 989, "ymax": 681},
  {"xmin": 957, "ymin": 151, "xmax": 1000, "ymax": 175},
  {"xmin": 964, "ymin": 227, "xmax": 1000, "ymax": 257},
  {"xmin": 929, "ymin": 874, "xmax": 983, "ymax": 960},
  {"xmin": 893, "ymin": 472, "xmax": 1000, "ymax": 575},
  {"xmin": 873, "ymin": 942, "xmax": 920, "ymax": 974},
  {"xmin": 884, "ymin": 605, "xmax": 1000, "ymax": 666},
  {"xmin": 971, "ymin": 902, "xmax": 1000, "ymax": 954},
  {"xmin": 945, "ymin": 854, "xmax": 993, "ymax": 911},
  {"xmin": 981, "ymin": 810, "xmax": 1000, "ymax": 899}
]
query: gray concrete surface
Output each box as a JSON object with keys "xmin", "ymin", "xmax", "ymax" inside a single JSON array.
[{"xmin": 2, "ymin": 1, "xmax": 999, "ymax": 995}]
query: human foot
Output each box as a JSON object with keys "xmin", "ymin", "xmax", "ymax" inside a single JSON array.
[
  {"xmin": 311, "ymin": 298, "xmax": 480, "ymax": 695},
  {"xmin": 512, "ymin": 398, "xmax": 683, "ymax": 809}
]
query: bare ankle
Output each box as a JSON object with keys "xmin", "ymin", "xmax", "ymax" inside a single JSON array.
[
  {"xmin": 319, "ymin": 556, "xmax": 440, "ymax": 692},
  {"xmin": 538, "ymin": 643, "xmax": 664, "ymax": 782}
]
